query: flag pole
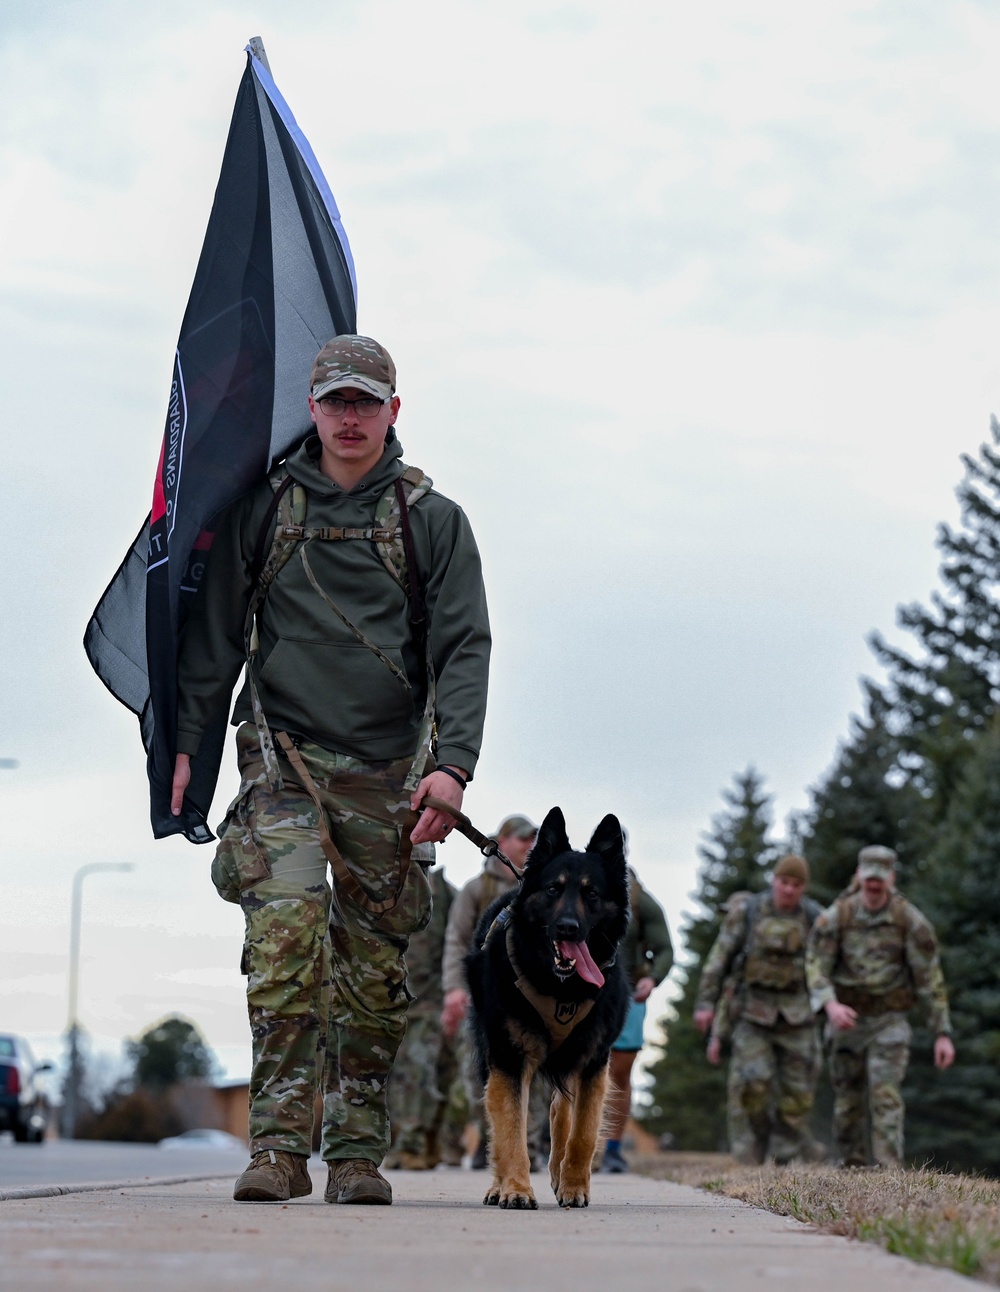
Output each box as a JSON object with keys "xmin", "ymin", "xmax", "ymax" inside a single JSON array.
[{"xmin": 248, "ymin": 35, "xmax": 271, "ymax": 73}]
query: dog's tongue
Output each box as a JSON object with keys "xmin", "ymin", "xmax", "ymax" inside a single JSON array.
[{"xmin": 558, "ymin": 940, "xmax": 605, "ymax": 987}]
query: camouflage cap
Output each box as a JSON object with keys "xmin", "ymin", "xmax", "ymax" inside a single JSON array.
[
  {"xmin": 311, "ymin": 335, "xmax": 396, "ymax": 401},
  {"xmin": 857, "ymin": 844, "xmax": 897, "ymax": 879},
  {"xmin": 494, "ymin": 814, "xmax": 538, "ymax": 841},
  {"xmin": 773, "ymin": 853, "xmax": 809, "ymax": 883}
]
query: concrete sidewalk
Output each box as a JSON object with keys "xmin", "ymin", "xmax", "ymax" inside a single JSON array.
[{"xmin": 0, "ymin": 1162, "xmax": 973, "ymax": 1291}]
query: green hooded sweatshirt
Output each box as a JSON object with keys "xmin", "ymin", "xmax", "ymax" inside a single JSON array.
[{"xmin": 176, "ymin": 431, "xmax": 490, "ymax": 775}]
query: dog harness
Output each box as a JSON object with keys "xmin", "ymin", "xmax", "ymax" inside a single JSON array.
[
  {"xmin": 504, "ymin": 924, "xmax": 596, "ymax": 1048},
  {"xmin": 482, "ymin": 906, "xmax": 617, "ymax": 1050}
]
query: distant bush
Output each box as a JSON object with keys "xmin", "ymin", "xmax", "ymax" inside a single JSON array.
[{"xmin": 76, "ymin": 1086, "xmax": 182, "ymax": 1143}]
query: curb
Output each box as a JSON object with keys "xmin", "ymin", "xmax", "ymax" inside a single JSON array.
[{"xmin": 0, "ymin": 1172, "xmax": 235, "ymax": 1201}]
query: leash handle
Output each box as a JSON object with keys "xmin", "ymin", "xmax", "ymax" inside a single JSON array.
[{"xmin": 422, "ymin": 794, "xmax": 522, "ymax": 883}]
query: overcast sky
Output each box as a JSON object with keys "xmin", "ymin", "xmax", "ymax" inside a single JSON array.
[{"xmin": 2, "ymin": 0, "xmax": 999, "ymax": 1083}]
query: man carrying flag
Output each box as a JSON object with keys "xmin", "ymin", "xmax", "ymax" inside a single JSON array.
[{"xmin": 172, "ymin": 334, "xmax": 491, "ymax": 1204}]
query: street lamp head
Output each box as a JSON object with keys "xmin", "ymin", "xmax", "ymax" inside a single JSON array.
[{"xmin": 73, "ymin": 862, "xmax": 135, "ymax": 882}]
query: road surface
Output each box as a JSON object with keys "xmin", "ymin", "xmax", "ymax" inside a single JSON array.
[{"xmin": 0, "ymin": 1147, "xmax": 973, "ymax": 1290}]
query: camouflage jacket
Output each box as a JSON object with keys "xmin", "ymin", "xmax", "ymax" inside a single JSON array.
[
  {"xmin": 405, "ymin": 866, "xmax": 457, "ymax": 1008},
  {"xmin": 620, "ymin": 876, "xmax": 674, "ymax": 990},
  {"xmin": 441, "ymin": 855, "xmax": 519, "ymax": 995},
  {"xmin": 805, "ymin": 891, "xmax": 952, "ymax": 1035},
  {"xmin": 696, "ymin": 892, "xmax": 819, "ymax": 1029}
]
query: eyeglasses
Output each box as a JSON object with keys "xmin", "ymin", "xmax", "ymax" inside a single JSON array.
[{"xmin": 315, "ymin": 394, "xmax": 387, "ymax": 418}]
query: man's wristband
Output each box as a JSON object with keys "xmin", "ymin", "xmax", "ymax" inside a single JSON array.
[{"xmin": 437, "ymin": 766, "xmax": 468, "ymax": 790}]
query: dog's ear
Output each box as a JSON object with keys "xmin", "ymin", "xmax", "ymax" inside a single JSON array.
[
  {"xmin": 587, "ymin": 815, "xmax": 629, "ymax": 948},
  {"xmin": 587, "ymin": 816, "xmax": 629, "ymax": 927},
  {"xmin": 528, "ymin": 807, "xmax": 571, "ymax": 867},
  {"xmin": 586, "ymin": 815, "xmax": 625, "ymax": 871}
]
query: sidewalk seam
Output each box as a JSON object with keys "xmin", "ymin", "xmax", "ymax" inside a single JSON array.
[{"xmin": 0, "ymin": 1172, "xmax": 234, "ymax": 1201}]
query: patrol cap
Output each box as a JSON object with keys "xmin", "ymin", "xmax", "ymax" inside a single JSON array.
[
  {"xmin": 857, "ymin": 844, "xmax": 897, "ymax": 880},
  {"xmin": 773, "ymin": 854, "xmax": 809, "ymax": 883},
  {"xmin": 311, "ymin": 335, "xmax": 396, "ymax": 402},
  {"xmin": 495, "ymin": 814, "xmax": 538, "ymax": 840}
]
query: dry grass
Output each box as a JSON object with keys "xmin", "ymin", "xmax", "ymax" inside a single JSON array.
[{"xmin": 632, "ymin": 1153, "xmax": 1000, "ymax": 1282}]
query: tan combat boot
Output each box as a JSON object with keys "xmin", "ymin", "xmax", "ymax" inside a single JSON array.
[
  {"xmin": 324, "ymin": 1159, "xmax": 393, "ymax": 1205},
  {"xmin": 388, "ymin": 1149, "xmax": 432, "ymax": 1170},
  {"xmin": 233, "ymin": 1149, "xmax": 313, "ymax": 1202}
]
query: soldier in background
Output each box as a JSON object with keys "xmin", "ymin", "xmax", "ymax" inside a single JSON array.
[
  {"xmin": 695, "ymin": 855, "xmax": 822, "ymax": 1164},
  {"xmin": 440, "ymin": 814, "xmax": 540, "ymax": 1168},
  {"xmin": 703, "ymin": 892, "xmax": 754, "ymax": 1162},
  {"xmin": 601, "ymin": 865, "xmax": 673, "ymax": 1173},
  {"xmin": 806, "ymin": 845, "xmax": 955, "ymax": 1168},
  {"xmin": 385, "ymin": 863, "xmax": 457, "ymax": 1169}
]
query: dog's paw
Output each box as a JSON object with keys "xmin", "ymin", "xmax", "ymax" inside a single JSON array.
[
  {"xmin": 483, "ymin": 1188, "xmax": 500, "ymax": 1206},
  {"xmin": 499, "ymin": 1188, "xmax": 538, "ymax": 1210},
  {"xmin": 556, "ymin": 1186, "xmax": 590, "ymax": 1208}
]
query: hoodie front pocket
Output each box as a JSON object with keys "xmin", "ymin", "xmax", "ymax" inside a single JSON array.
[{"xmin": 259, "ymin": 637, "xmax": 414, "ymax": 741}]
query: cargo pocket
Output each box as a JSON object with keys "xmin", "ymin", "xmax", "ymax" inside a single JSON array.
[
  {"xmin": 211, "ymin": 786, "xmax": 273, "ymax": 904},
  {"xmin": 338, "ymin": 823, "xmax": 433, "ymax": 939},
  {"xmin": 374, "ymin": 835, "xmax": 433, "ymax": 938}
]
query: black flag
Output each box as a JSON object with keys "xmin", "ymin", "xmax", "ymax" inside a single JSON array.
[{"xmin": 85, "ymin": 44, "xmax": 357, "ymax": 842}]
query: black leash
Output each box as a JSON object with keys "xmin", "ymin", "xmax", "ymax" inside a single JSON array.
[{"xmin": 421, "ymin": 795, "xmax": 523, "ymax": 884}]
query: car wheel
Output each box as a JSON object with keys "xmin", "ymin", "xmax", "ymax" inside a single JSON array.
[{"xmin": 13, "ymin": 1122, "xmax": 29, "ymax": 1143}]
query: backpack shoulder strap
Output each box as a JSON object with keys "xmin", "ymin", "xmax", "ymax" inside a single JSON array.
[
  {"xmin": 252, "ymin": 467, "xmax": 307, "ymax": 596},
  {"xmin": 373, "ymin": 464, "xmax": 432, "ymax": 587},
  {"xmin": 242, "ymin": 467, "xmax": 307, "ymax": 792},
  {"xmin": 743, "ymin": 890, "xmax": 766, "ymax": 944},
  {"xmin": 725, "ymin": 890, "xmax": 763, "ymax": 980},
  {"xmin": 250, "ymin": 470, "xmax": 293, "ymax": 588}
]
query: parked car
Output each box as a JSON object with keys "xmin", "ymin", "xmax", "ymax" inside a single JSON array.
[
  {"xmin": 158, "ymin": 1128, "xmax": 245, "ymax": 1150},
  {"xmin": 0, "ymin": 1034, "xmax": 52, "ymax": 1144}
]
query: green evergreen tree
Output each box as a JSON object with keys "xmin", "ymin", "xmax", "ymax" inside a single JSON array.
[
  {"xmin": 800, "ymin": 683, "xmax": 923, "ymax": 905},
  {"xmin": 127, "ymin": 1016, "xmax": 215, "ymax": 1092},
  {"xmin": 902, "ymin": 718, "xmax": 1000, "ymax": 1174},
  {"xmin": 798, "ymin": 421, "xmax": 1000, "ymax": 1170},
  {"xmin": 639, "ymin": 769, "xmax": 775, "ymax": 1149},
  {"xmin": 869, "ymin": 417, "xmax": 1000, "ymax": 831}
]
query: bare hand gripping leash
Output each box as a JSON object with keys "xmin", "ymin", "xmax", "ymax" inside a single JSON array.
[{"xmin": 421, "ymin": 795, "xmax": 522, "ymax": 884}]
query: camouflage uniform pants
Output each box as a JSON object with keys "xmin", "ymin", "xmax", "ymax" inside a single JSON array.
[
  {"xmin": 433, "ymin": 1029, "xmax": 467, "ymax": 1162},
  {"xmin": 728, "ymin": 1019, "xmax": 820, "ymax": 1164},
  {"xmin": 387, "ymin": 1004, "xmax": 444, "ymax": 1156},
  {"xmin": 212, "ymin": 725, "xmax": 432, "ymax": 1163},
  {"xmin": 725, "ymin": 1060, "xmax": 755, "ymax": 1163},
  {"xmin": 827, "ymin": 1012, "xmax": 911, "ymax": 1167}
]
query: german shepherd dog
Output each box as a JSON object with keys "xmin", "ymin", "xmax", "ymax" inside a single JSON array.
[{"xmin": 465, "ymin": 807, "xmax": 630, "ymax": 1209}]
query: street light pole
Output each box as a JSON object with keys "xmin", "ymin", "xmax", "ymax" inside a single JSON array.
[{"xmin": 62, "ymin": 862, "xmax": 134, "ymax": 1139}]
